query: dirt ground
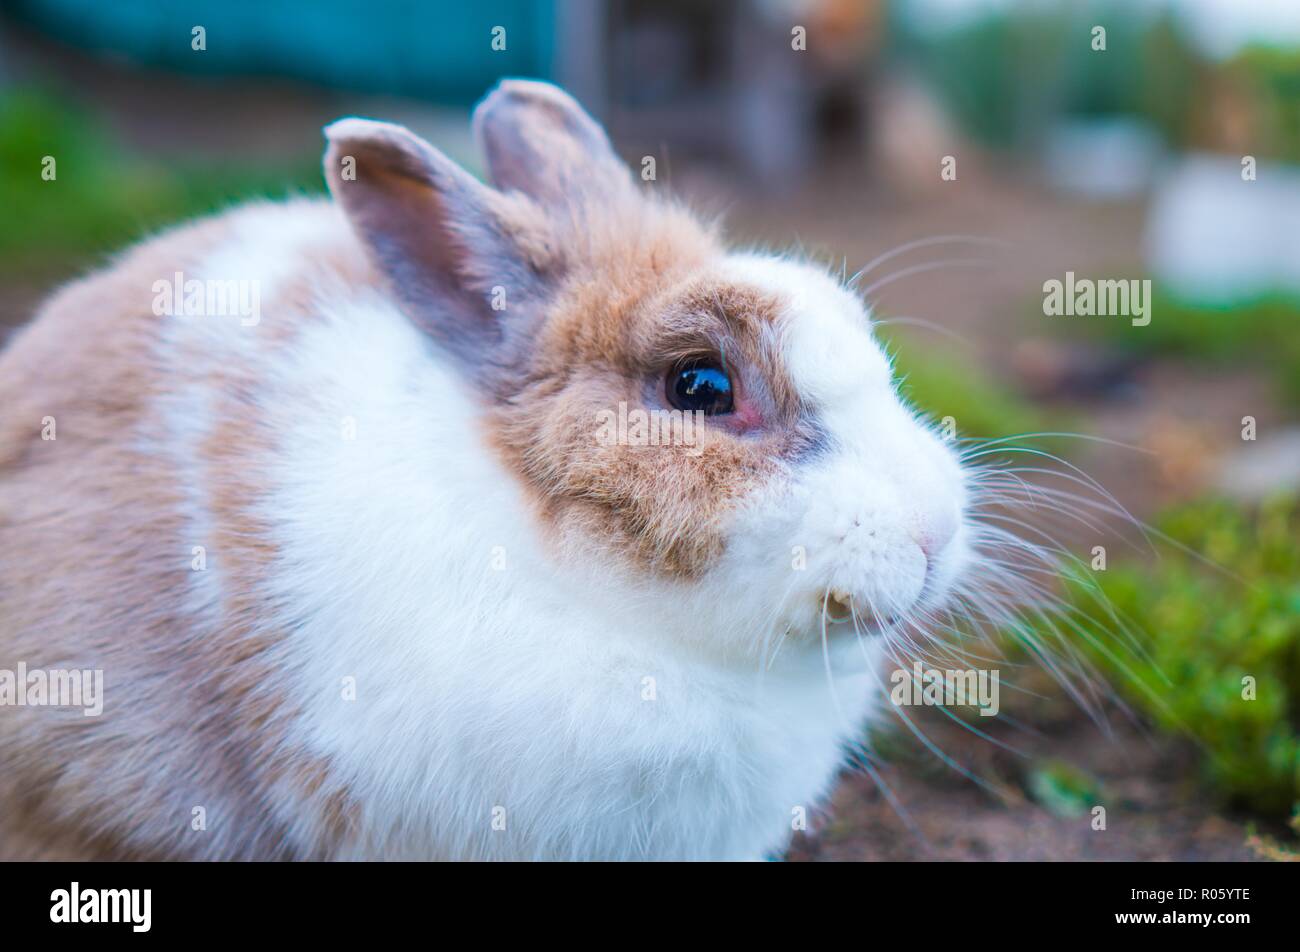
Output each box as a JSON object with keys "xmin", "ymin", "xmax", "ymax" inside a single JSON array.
[
  {"xmin": 785, "ymin": 702, "xmax": 1262, "ymax": 861},
  {"xmin": 2, "ymin": 37, "xmax": 1286, "ymax": 861}
]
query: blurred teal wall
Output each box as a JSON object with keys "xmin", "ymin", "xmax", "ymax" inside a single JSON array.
[{"xmin": 9, "ymin": 0, "xmax": 557, "ymax": 103}]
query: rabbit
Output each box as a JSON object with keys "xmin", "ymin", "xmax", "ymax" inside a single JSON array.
[{"xmin": 0, "ymin": 80, "xmax": 969, "ymax": 861}]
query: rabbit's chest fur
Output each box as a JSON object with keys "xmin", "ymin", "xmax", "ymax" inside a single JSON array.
[{"xmin": 0, "ymin": 200, "xmax": 879, "ymax": 860}]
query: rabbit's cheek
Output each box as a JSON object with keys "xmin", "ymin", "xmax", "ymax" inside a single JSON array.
[{"xmin": 491, "ymin": 386, "xmax": 791, "ymax": 580}]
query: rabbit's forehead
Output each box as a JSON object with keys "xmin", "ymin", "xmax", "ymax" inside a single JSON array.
[{"xmin": 715, "ymin": 255, "xmax": 891, "ymax": 410}]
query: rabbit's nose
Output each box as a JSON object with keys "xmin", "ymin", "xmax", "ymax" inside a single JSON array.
[{"xmin": 912, "ymin": 505, "xmax": 959, "ymax": 561}]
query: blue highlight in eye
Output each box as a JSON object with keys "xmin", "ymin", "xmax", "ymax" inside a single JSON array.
[{"xmin": 670, "ymin": 363, "xmax": 734, "ymax": 415}]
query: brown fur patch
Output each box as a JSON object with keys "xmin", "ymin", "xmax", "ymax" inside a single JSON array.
[{"xmin": 489, "ymin": 193, "xmax": 816, "ymax": 578}]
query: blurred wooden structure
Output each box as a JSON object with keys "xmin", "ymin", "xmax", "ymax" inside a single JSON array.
[
  {"xmin": 7, "ymin": 0, "xmax": 880, "ymax": 186},
  {"xmin": 558, "ymin": 0, "xmax": 879, "ymax": 186}
]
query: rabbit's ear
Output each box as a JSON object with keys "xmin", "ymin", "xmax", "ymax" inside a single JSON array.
[
  {"xmin": 324, "ymin": 118, "xmax": 550, "ymax": 371},
  {"xmin": 472, "ymin": 79, "xmax": 634, "ymax": 209}
]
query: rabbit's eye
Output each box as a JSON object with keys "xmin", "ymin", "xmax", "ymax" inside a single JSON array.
[{"xmin": 667, "ymin": 361, "xmax": 734, "ymax": 416}]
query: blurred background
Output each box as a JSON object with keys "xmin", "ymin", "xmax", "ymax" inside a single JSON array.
[{"xmin": 1, "ymin": 0, "xmax": 1296, "ymax": 860}]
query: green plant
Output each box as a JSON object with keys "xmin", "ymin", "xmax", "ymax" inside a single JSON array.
[
  {"xmin": 1231, "ymin": 45, "xmax": 1300, "ymax": 165},
  {"xmin": 1069, "ymin": 496, "xmax": 1300, "ymax": 818},
  {"xmin": 1027, "ymin": 759, "xmax": 1103, "ymax": 818}
]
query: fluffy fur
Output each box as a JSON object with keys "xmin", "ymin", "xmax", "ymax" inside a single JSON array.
[{"xmin": 0, "ymin": 81, "xmax": 968, "ymax": 860}]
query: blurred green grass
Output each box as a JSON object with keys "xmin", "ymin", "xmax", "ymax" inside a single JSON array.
[
  {"xmin": 1069, "ymin": 496, "xmax": 1300, "ymax": 819},
  {"xmin": 0, "ymin": 87, "xmax": 322, "ymax": 275},
  {"xmin": 888, "ymin": 316, "xmax": 1300, "ymax": 828}
]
